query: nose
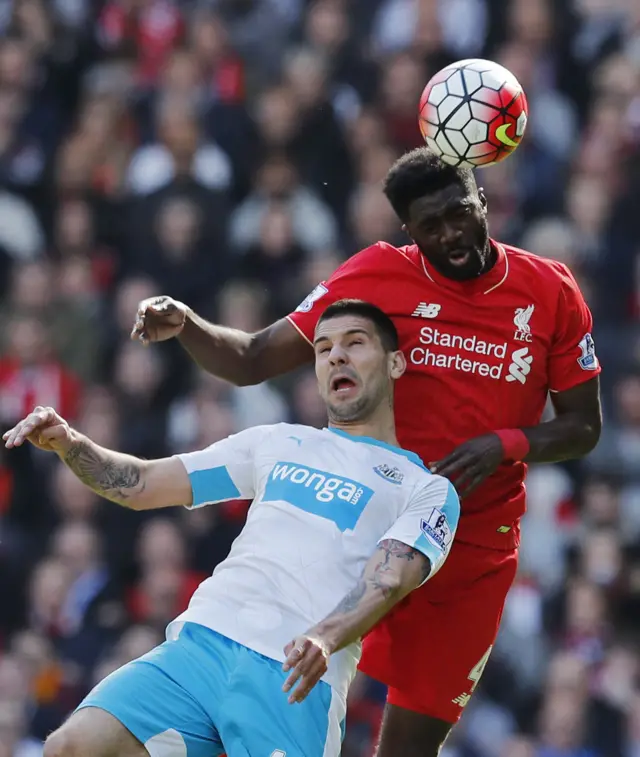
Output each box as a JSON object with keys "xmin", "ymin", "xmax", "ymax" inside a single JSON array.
[
  {"xmin": 328, "ymin": 344, "xmax": 348, "ymax": 366},
  {"xmin": 439, "ymin": 221, "xmax": 462, "ymax": 248}
]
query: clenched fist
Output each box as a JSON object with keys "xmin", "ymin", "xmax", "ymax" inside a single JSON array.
[
  {"xmin": 3, "ymin": 406, "xmax": 73, "ymax": 453},
  {"xmin": 130, "ymin": 296, "xmax": 188, "ymax": 345}
]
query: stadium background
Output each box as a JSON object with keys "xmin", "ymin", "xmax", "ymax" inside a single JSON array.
[{"xmin": 0, "ymin": 0, "xmax": 639, "ymax": 755}]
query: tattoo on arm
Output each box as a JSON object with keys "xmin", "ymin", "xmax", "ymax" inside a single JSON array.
[
  {"xmin": 63, "ymin": 441, "xmax": 146, "ymax": 505},
  {"xmin": 311, "ymin": 539, "xmax": 432, "ymax": 652},
  {"xmin": 326, "ymin": 540, "xmax": 430, "ymax": 618},
  {"xmin": 377, "ymin": 539, "xmax": 431, "ymax": 585},
  {"xmin": 330, "ymin": 580, "xmax": 367, "ymax": 614}
]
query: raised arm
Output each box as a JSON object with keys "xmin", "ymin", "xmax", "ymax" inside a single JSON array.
[
  {"xmin": 131, "ymin": 296, "xmax": 313, "ymax": 386},
  {"xmin": 282, "ymin": 539, "xmax": 431, "ymax": 703},
  {"xmin": 3, "ymin": 406, "xmax": 191, "ymax": 511}
]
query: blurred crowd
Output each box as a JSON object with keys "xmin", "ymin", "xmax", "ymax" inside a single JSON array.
[{"xmin": 0, "ymin": 0, "xmax": 639, "ymax": 756}]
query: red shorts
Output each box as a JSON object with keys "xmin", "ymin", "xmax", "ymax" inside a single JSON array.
[{"xmin": 359, "ymin": 539, "xmax": 518, "ymax": 724}]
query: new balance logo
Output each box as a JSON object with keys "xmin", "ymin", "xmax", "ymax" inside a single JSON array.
[
  {"xmin": 506, "ymin": 347, "xmax": 533, "ymax": 384},
  {"xmin": 412, "ymin": 303, "xmax": 441, "ymax": 318},
  {"xmin": 513, "ymin": 305, "xmax": 534, "ymax": 342},
  {"xmin": 452, "ymin": 693, "xmax": 471, "ymax": 708}
]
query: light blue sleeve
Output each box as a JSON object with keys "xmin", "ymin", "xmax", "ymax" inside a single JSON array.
[
  {"xmin": 379, "ymin": 474, "xmax": 460, "ymax": 582},
  {"xmin": 175, "ymin": 426, "xmax": 266, "ymax": 509}
]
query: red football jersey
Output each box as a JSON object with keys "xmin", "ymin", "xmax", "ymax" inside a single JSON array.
[{"xmin": 287, "ymin": 240, "xmax": 600, "ymax": 550}]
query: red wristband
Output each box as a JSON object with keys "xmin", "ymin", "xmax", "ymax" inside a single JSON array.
[{"xmin": 495, "ymin": 429, "xmax": 530, "ymax": 462}]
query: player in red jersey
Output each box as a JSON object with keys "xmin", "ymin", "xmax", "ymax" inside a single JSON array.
[{"xmin": 131, "ymin": 148, "xmax": 602, "ymax": 757}]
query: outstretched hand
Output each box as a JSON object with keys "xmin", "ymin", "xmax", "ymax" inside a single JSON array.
[
  {"xmin": 282, "ymin": 634, "xmax": 331, "ymax": 704},
  {"xmin": 131, "ymin": 296, "xmax": 188, "ymax": 345},
  {"xmin": 430, "ymin": 433, "xmax": 505, "ymax": 497},
  {"xmin": 3, "ymin": 406, "xmax": 72, "ymax": 453}
]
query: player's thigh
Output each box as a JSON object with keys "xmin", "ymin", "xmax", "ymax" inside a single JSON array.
[
  {"xmin": 375, "ymin": 704, "xmax": 453, "ymax": 757},
  {"xmin": 44, "ymin": 707, "xmax": 147, "ymax": 757},
  {"xmin": 376, "ymin": 546, "xmax": 518, "ymax": 724},
  {"xmin": 221, "ymin": 646, "xmax": 345, "ymax": 757},
  {"xmin": 68, "ymin": 641, "xmax": 223, "ymax": 757}
]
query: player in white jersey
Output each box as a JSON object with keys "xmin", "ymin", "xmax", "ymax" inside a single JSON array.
[{"xmin": 5, "ymin": 300, "xmax": 459, "ymax": 757}]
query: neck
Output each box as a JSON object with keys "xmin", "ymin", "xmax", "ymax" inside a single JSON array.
[
  {"xmin": 481, "ymin": 240, "xmax": 497, "ymax": 274},
  {"xmin": 328, "ymin": 407, "xmax": 399, "ymax": 447}
]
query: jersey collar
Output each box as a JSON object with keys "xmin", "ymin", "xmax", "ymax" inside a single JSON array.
[
  {"xmin": 325, "ymin": 428, "xmax": 429, "ymax": 471},
  {"xmin": 415, "ymin": 239, "xmax": 509, "ymax": 296}
]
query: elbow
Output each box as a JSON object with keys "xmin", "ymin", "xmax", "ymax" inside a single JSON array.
[
  {"xmin": 584, "ymin": 423, "xmax": 601, "ymax": 455},
  {"xmin": 380, "ymin": 575, "xmax": 405, "ymax": 603},
  {"xmin": 115, "ymin": 493, "xmax": 148, "ymax": 511},
  {"xmin": 585, "ymin": 409, "xmax": 603, "ymax": 452},
  {"xmin": 577, "ymin": 415, "xmax": 602, "ymax": 457},
  {"xmin": 125, "ymin": 497, "xmax": 146, "ymax": 512},
  {"xmin": 125, "ymin": 493, "xmax": 169, "ymax": 511},
  {"xmin": 233, "ymin": 371, "xmax": 260, "ymax": 388},
  {"xmin": 120, "ymin": 465, "xmax": 154, "ymax": 511}
]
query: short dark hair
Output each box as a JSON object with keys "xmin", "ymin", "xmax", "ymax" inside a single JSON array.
[
  {"xmin": 317, "ymin": 299, "xmax": 399, "ymax": 352},
  {"xmin": 383, "ymin": 147, "xmax": 477, "ymax": 222}
]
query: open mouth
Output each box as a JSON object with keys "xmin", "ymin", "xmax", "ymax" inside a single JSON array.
[
  {"xmin": 330, "ymin": 375, "xmax": 358, "ymax": 395},
  {"xmin": 447, "ymin": 248, "xmax": 472, "ymax": 267}
]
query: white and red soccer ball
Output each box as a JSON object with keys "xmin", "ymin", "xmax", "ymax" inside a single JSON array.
[{"xmin": 419, "ymin": 59, "xmax": 528, "ymax": 168}]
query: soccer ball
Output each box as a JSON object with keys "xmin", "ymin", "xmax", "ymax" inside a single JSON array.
[{"xmin": 418, "ymin": 59, "xmax": 528, "ymax": 168}]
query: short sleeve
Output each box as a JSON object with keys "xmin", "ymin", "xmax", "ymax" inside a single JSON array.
[
  {"xmin": 286, "ymin": 245, "xmax": 386, "ymax": 344},
  {"xmin": 175, "ymin": 426, "xmax": 267, "ymax": 509},
  {"xmin": 380, "ymin": 475, "xmax": 460, "ymax": 581},
  {"xmin": 548, "ymin": 264, "xmax": 601, "ymax": 393}
]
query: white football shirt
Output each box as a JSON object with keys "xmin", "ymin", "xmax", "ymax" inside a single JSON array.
[{"xmin": 168, "ymin": 423, "xmax": 460, "ymax": 701}]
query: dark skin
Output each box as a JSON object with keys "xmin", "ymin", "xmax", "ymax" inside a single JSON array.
[
  {"xmin": 376, "ymin": 706, "xmax": 453, "ymax": 757},
  {"xmin": 402, "ymin": 182, "xmax": 493, "ymax": 281},
  {"xmin": 130, "ymin": 179, "xmax": 602, "ymax": 757}
]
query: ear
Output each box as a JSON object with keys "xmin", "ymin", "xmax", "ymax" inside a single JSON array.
[
  {"xmin": 389, "ymin": 350, "xmax": 406, "ymax": 381},
  {"xmin": 401, "ymin": 223, "xmax": 413, "ymax": 242},
  {"xmin": 477, "ymin": 188, "xmax": 488, "ymax": 211}
]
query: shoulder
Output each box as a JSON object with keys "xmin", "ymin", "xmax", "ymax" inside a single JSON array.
[
  {"xmin": 366, "ymin": 442, "xmax": 432, "ymax": 481},
  {"xmin": 334, "ymin": 242, "xmax": 421, "ymax": 277},
  {"xmin": 263, "ymin": 422, "xmax": 323, "ymax": 441},
  {"xmin": 223, "ymin": 423, "xmax": 316, "ymax": 455},
  {"xmin": 502, "ymin": 243, "xmax": 574, "ymax": 283},
  {"xmin": 411, "ymin": 470, "xmax": 459, "ymax": 509},
  {"xmin": 228, "ymin": 423, "xmax": 281, "ymax": 446},
  {"xmin": 500, "ymin": 243, "xmax": 582, "ymax": 306}
]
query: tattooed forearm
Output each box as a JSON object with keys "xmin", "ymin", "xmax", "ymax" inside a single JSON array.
[
  {"xmin": 329, "ymin": 580, "xmax": 368, "ymax": 615},
  {"xmin": 63, "ymin": 440, "xmax": 146, "ymax": 506},
  {"xmin": 309, "ymin": 540, "xmax": 431, "ymax": 654}
]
